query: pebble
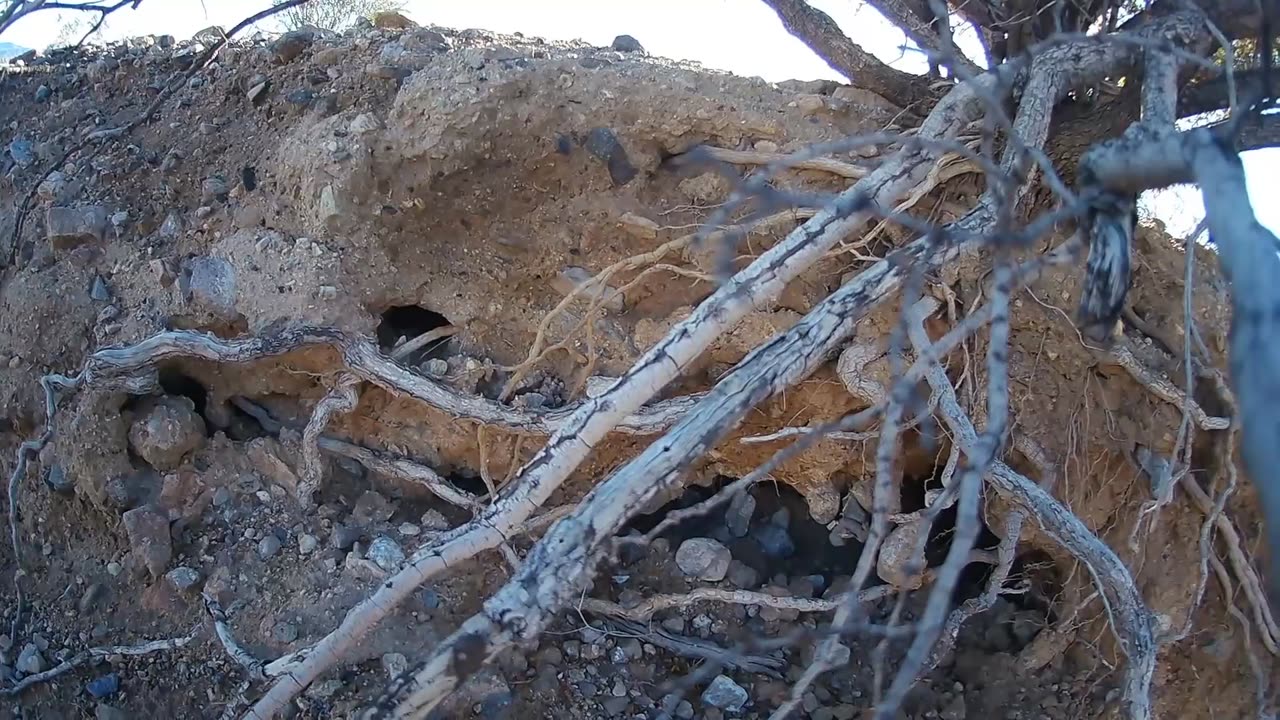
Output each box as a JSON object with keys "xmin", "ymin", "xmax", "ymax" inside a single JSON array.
[
  {"xmin": 201, "ymin": 176, "xmax": 229, "ymax": 203},
  {"xmin": 298, "ymin": 534, "xmax": 319, "ymax": 555},
  {"xmin": 602, "ymin": 696, "xmax": 630, "ymax": 715},
  {"xmin": 367, "ymin": 535, "xmax": 406, "ymax": 572},
  {"xmin": 725, "ymin": 491, "xmax": 755, "ymax": 538},
  {"xmin": 34, "ymin": 84, "xmax": 51, "ymax": 102},
  {"xmin": 420, "ymin": 509, "xmax": 450, "ymax": 531},
  {"xmin": 86, "ymin": 672, "xmax": 119, "ymax": 698},
  {"xmin": 352, "ymin": 490, "xmax": 395, "ymax": 524},
  {"xmin": 179, "ymin": 256, "xmax": 238, "ymax": 324},
  {"xmin": 257, "ymin": 534, "xmax": 283, "ymax": 560},
  {"xmin": 610, "ymin": 34, "xmax": 645, "ymax": 53},
  {"xmin": 330, "ymin": 524, "xmax": 362, "ymax": 550},
  {"xmin": 270, "ymin": 29, "xmax": 314, "ymax": 64},
  {"xmin": 382, "ymin": 652, "xmax": 408, "ymax": 678},
  {"xmin": 398, "ymin": 522, "xmax": 420, "ymax": 536},
  {"xmin": 166, "ymin": 566, "xmax": 201, "ymax": 592},
  {"xmin": 45, "ymin": 205, "xmax": 108, "ymax": 251},
  {"xmin": 106, "ymin": 562, "xmax": 122, "ymax": 577},
  {"xmin": 751, "ymin": 523, "xmax": 796, "ymax": 559},
  {"xmin": 122, "ymin": 507, "xmax": 172, "ymax": 577},
  {"xmin": 90, "ymin": 275, "xmax": 112, "ymax": 301},
  {"xmin": 674, "ymin": 699, "xmax": 695, "ymax": 719},
  {"xmin": 675, "ymin": 537, "xmax": 732, "ymax": 581},
  {"xmin": 127, "ymin": 395, "xmax": 206, "ymax": 471},
  {"xmin": 701, "ymin": 675, "xmax": 748, "ymax": 712},
  {"xmin": 726, "ymin": 560, "xmax": 760, "ymax": 589},
  {"xmin": 44, "ymin": 464, "xmax": 74, "ymax": 494},
  {"xmin": 16, "ymin": 643, "xmax": 45, "ymax": 675}
]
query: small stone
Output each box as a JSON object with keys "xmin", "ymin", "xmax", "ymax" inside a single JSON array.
[
  {"xmin": 331, "ymin": 524, "xmax": 363, "ymax": 550},
  {"xmin": 420, "ymin": 509, "xmax": 450, "ymax": 531},
  {"xmin": 258, "ymin": 534, "xmax": 283, "ymax": 560},
  {"xmin": 610, "ymin": 34, "xmax": 645, "ymax": 53},
  {"xmin": 618, "ymin": 211, "xmax": 659, "ymax": 239},
  {"xmin": 754, "ymin": 140, "xmax": 780, "ymax": 153},
  {"xmin": 298, "ymin": 534, "xmax": 319, "ymax": 555},
  {"xmin": 422, "ymin": 358, "xmax": 449, "ymax": 378},
  {"xmin": 353, "ymin": 490, "xmax": 395, "ymax": 524},
  {"xmin": 88, "ymin": 276, "xmax": 113, "ymax": 304},
  {"xmin": 110, "ymin": 210, "xmax": 129, "ymax": 227},
  {"xmin": 247, "ymin": 81, "xmax": 268, "ymax": 102},
  {"xmin": 419, "ymin": 588, "xmax": 441, "ymax": 609},
  {"xmin": 675, "ymin": 700, "xmax": 695, "ymax": 719},
  {"xmin": 8, "ymin": 138, "xmax": 34, "ymax": 167},
  {"xmin": 382, "ymin": 651, "xmax": 409, "ymax": 678},
  {"xmin": 725, "ymin": 491, "xmax": 755, "ymax": 538},
  {"xmin": 270, "ymin": 29, "xmax": 314, "ymax": 64},
  {"xmin": 398, "ymin": 523, "xmax": 420, "ymax": 536},
  {"xmin": 317, "ymin": 285, "xmax": 338, "ymax": 300},
  {"xmin": 796, "ymin": 94, "xmax": 826, "ymax": 114},
  {"xmin": 751, "ymin": 523, "xmax": 795, "ymax": 559},
  {"xmin": 701, "ymin": 675, "xmax": 748, "ymax": 712},
  {"xmin": 165, "ymin": 566, "xmax": 201, "ymax": 592},
  {"xmin": 86, "ymin": 673, "xmax": 120, "ymax": 698},
  {"xmin": 877, "ymin": 519, "xmax": 927, "ymax": 589},
  {"xmin": 660, "ymin": 615, "xmax": 685, "ymax": 633},
  {"xmin": 367, "ymin": 536, "xmax": 406, "ymax": 572},
  {"xmin": 603, "ymin": 696, "xmax": 631, "ymax": 715},
  {"xmin": 122, "ymin": 507, "xmax": 172, "ymax": 577},
  {"xmin": 106, "ymin": 562, "xmax": 122, "ymax": 577},
  {"xmin": 675, "ymin": 538, "xmax": 732, "ymax": 582},
  {"xmin": 46, "ymin": 206, "xmax": 108, "ymax": 251},
  {"xmin": 95, "ymin": 704, "xmax": 128, "ymax": 720},
  {"xmin": 285, "ymin": 88, "xmax": 315, "ymax": 106},
  {"xmin": 201, "ymin": 176, "xmax": 230, "ymax": 203},
  {"xmin": 16, "ymin": 643, "xmax": 45, "ymax": 675},
  {"xmin": 45, "ymin": 464, "xmax": 74, "ymax": 494},
  {"xmin": 726, "ymin": 560, "xmax": 759, "ymax": 589},
  {"xmin": 179, "ymin": 256, "xmax": 238, "ymax": 323},
  {"xmin": 128, "ymin": 395, "xmax": 206, "ymax": 471},
  {"xmin": 34, "ymin": 84, "xmax": 51, "ymax": 102},
  {"xmin": 213, "ymin": 487, "xmax": 232, "ymax": 506}
]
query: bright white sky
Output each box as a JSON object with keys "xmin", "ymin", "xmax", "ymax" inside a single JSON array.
[{"xmin": 3, "ymin": 0, "xmax": 1277, "ymax": 237}]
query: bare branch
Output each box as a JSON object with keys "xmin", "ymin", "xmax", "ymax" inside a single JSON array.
[{"xmin": 759, "ymin": 0, "xmax": 936, "ymax": 107}]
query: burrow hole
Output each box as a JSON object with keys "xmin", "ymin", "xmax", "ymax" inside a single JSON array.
[{"xmin": 376, "ymin": 305, "xmax": 454, "ymax": 363}]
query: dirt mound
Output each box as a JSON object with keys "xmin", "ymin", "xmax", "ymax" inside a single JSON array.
[{"xmin": 0, "ymin": 17, "xmax": 1268, "ymax": 720}]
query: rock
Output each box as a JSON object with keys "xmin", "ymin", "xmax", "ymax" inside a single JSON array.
[
  {"xmin": 122, "ymin": 507, "xmax": 172, "ymax": 577},
  {"xmin": 420, "ymin": 509, "xmax": 450, "ymax": 531},
  {"xmin": 298, "ymin": 534, "xmax": 319, "ymax": 555},
  {"xmin": 86, "ymin": 672, "xmax": 119, "ymax": 698},
  {"xmin": 95, "ymin": 704, "xmax": 128, "ymax": 720},
  {"xmin": 583, "ymin": 127, "xmax": 637, "ymax": 186},
  {"xmin": 89, "ymin": 275, "xmax": 112, "ymax": 301},
  {"xmin": 166, "ymin": 566, "xmax": 201, "ymax": 592},
  {"xmin": 285, "ymin": 88, "xmax": 315, "ymax": 106},
  {"xmin": 398, "ymin": 522, "xmax": 420, "ymax": 536},
  {"xmin": 270, "ymin": 29, "xmax": 314, "ymax": 64},
  {"xmin": 610, "ymin": 35, "xmax": 645, "ymax": 53},
  {"xmin": 675, "ymin": 699, "xmax": 695, "ymax": 719},
  {"xmin": 382, "ymin": 651, "xmax": 409, "ymax": 678},
  {"xmin": 367, "ymin": 535, "xmax": 406, "ymax": 572},
  {"xmin": 675, "ymin": 537, "xmax": 731, "ymax": 582},
  {"xmin": 45, "ymin": 464, "xmax": 74, "ymax": 494},
  {"xmin": 726, "ymin": 560, "xmax": 759, "ymax": 589},
  {"xmin": 34, "ymin": 84, "xmax": 51, "ymax": 102},
  {"xmin": 128, "ymin": 395, "xmax": 206, "ymax": 471},
  {"xmin": 751, "ymin": 523, "xmax": 795, "ymax": 559},
  {"xmin": 603, "ymin": 696, "xmax": 631, "ymax": 715},
  {"xmin": 701, "ymin": 675, "xmax": 748, "ymax": 712},
  {"xmin": 7, "ymin": 138, "xmax": 34, "ymax": 167},
  {"xmin": 331, "ymin": 523, "xmax": 363, "ymax": 550},
  {"xmin": 423, "ymin": 358, "xmax": 449, "ymax": 377},
  {"xmin": 940, "ymin": 695, "xmax": 967, "ymax": 720},
  {"xmin": 677, "ymin": 173, "xmax": 730, "ymax": 205},
  {"xmin": 373, "ymin": 10, "xmax": 416, "ymax": 28},
  {"xmin": 725, "ymin": 491, "xmax": 755, "ymax": 538},
  {"xmin": 352, "ymin": 490, "xmax": 395, "ymax": 524},
  {"xmin": 16, "ymin": 643, "xmax": 45, "ymax": 675},
  {"xmin": 179, "ymin": 256, "xmax": 238, "ymax": 323},
  {"xmin": 106, "ymin": 562, "xmax": 122, "ymax": 577},
  {"xmin": 258, "ymin": 534, "xmax": 283, "ymax": 560},
  {"xmin": 201, "ymin": 176, "xmax": 230, "ymax": 203},
  {"xmin": 877, "ymin": 519, "xmax": 927, "ymax": 589},
  {"xmin": 795, "ymin": 94, "xmax": 826, "ymax": 114},
  {"xmin": 46, "ymin": 206, "xmax": 108, "ymax": 251},
  {"xmin": 618, "ymin": 211, "xmax": 659, "ymax": 239}
]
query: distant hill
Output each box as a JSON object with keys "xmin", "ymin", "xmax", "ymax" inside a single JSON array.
[{"xmin": 0, "ymin": 41, "xmax": 31, "ymax": 61}]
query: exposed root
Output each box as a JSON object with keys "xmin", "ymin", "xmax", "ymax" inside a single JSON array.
[
  {"xmin": 578, "ymin": 584, "xmax": 901, "ymax": 623},
  {"xmin": 232, "ymin": 398, "xmax": 485, "ymax": 513},
  {"xmin": 0, "ymin": 626, "xmax": 198, "ymax": 697},
  {"xmin": 601, "ymin": 618, "xmax": 787, "ymax": 675},
  {"xmin": 1106, "ymin": 343, "xmax": 1229, "ymax": 431},
  {"xmin": 700, "ymin": 146, "xmax": 870, "ymax": 179},
  {"xmin": 390, "ymin": 326, "xmax": 458, "ymax": 361},
  {"xmin": 298, "ymin": 372, "xmax": 361, "ymax": 506}
]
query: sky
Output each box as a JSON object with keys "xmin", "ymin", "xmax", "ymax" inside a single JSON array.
[{"xmin": 2, "ymin": 0, "xmax": 1276, "ymax": 238}]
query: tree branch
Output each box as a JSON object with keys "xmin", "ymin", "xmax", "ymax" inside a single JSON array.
[{"xmin": 759, "ymin": 0, "xmax": 936, "ymax": 107}]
